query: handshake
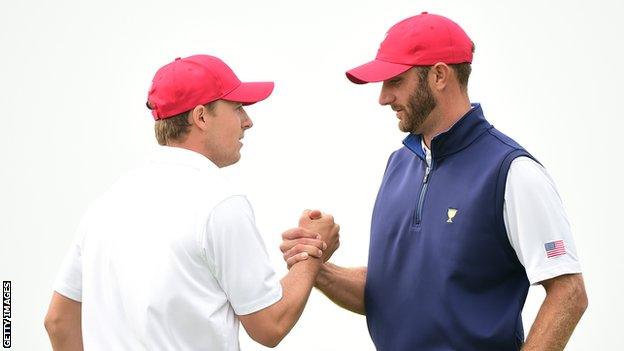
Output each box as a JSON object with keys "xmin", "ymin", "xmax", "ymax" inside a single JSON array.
[{"xmin": 280, "ymin": 210, "xmax": 341, "ymax": 269}]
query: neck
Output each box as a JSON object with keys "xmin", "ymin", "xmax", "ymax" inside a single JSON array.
[{"xmin": 421, "ymin": 92, "xmax": 471, "ymax": 148}]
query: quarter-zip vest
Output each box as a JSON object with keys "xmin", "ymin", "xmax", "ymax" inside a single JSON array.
[{"xmin": 366, "ymin": 104, "xmax": 534, "ymax": 351}]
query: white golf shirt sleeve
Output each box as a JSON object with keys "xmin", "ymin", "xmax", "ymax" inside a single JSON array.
[
  {"xmin": 204, "ymin": 195, "xmax": 282, "ymax": 316},
  {"xmin": 504, "ymin": 157, "xmax": 582, "ymax": 285},
  {"xmin": 53, "ymin": 213, "xmax": 88, "ymax": 302}
]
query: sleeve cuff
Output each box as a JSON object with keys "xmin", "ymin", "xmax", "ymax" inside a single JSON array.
[
  {"xmin": 54, "ymin": 284, "xmax": 82, "ymax": 302},
  {"xmin": 233, "ymin": 285, "xmax": 283, "ymax": 316},
  {"xmin": 527, "ymin": 262, "xmax": 583, "ymax": 285}
]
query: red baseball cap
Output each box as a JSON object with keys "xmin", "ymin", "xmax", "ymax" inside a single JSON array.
[
  {"xmin": 147, "ymin": 55, "xmax": 274, "ymax": 120},
  {"xmin": 346, "ymin": 12, "xmax": 473, "ymax": 84}
]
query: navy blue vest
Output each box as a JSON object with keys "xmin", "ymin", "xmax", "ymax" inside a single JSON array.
[{"xmin": 366, "ymin": 104, "xmax": 533, "ymax": 351}]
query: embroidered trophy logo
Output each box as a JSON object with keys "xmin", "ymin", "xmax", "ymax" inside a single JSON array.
[{"xmin": 447, "ymin": 208, "xmax": 458, "ymax": 223}]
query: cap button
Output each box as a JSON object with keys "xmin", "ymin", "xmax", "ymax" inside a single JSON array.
[
  {"xmin": 421, "ymin": 11, "xmax": 428, "ymax": 14},
  {"xmin": 175, "ymin": 57, "xmax": 181, "ymax": 61}
]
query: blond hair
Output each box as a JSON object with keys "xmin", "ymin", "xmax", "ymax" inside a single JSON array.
[{"xmin": 153, "ymin": 102, "xmax": 215, "ymax": 146}]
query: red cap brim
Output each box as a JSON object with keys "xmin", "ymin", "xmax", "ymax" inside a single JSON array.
[
  {"xmin": 223, "ymin": 81, "xmax": 275, "ymax": 106},
  {"xmin": 346, "ymin": 60, "xmax": 413, "ymax": 84}
]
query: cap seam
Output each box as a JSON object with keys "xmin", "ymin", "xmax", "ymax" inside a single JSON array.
[
  {"xmin": 217, "ymin": 81, "xmax": 242, "ymax": 101},
  {"xmin": 374, "ymin": 55, "xmax": 415, "ymax": 66}
]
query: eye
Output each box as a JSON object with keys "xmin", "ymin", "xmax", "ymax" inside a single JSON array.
[{"xmin": 234, "ymin": 104, "xmax": 248, "ymax": 119}]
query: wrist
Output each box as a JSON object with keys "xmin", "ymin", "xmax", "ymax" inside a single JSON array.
[
  {"xmin": 314, "ymin": 262, "xmax": 332, "ymax": 289},
  {"xmin": 293, "ymin": 256, "xmax": 322, "ymax": 275}
]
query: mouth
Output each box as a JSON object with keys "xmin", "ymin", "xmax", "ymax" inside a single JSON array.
[{"xmin": 391, "ymin": 105, "xmax": 404, "ymax": 119}]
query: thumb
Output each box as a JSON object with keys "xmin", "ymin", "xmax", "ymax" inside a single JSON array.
[{"xmin": 308, "ymin": 209, "xmax": 322, "ymax": 220}]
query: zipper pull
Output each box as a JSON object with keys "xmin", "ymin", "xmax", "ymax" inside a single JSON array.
[{"xmin": 423, "ymin": 166, "xmax": 430, "ymax": 183}]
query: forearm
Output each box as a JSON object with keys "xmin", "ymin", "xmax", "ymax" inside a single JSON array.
[
  {"xmin": 45, "ymin": 293, "xmax": 83, "ymax": 351},
  {"xmin": 315, "ymin": 263, "xmax": 367, "ymax": 315},
  {"xmin": 45, "ymin": 315, "xmax": 83, "ymax": 351},
  {"xmin": 522, "ymin": 274, "xmax": 588, "ymax": 351},
  {"xmin": 239, "ymin": 256, "xmax": 322, "ymax": 347},
  {"xmin": 273, "ymin": 258, "xmax": 322, "ymax": 339},
  {"xmin": 46, "ymin": 329, "xmax": 83, "ymax": 351}
]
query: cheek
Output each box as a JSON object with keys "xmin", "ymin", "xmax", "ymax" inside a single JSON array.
[
  {"xmin": 228, "ymin": 123, "xmax": 242, "ymax": 144},
  {"xmin": 397, "ymin": 93, "xmax": 410, "ymax": 106}
]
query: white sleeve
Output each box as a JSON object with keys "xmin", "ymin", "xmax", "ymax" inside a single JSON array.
[
  {"xmin": 204, "ymin": 195, "xmax": 282, "ymax": 315},
  {"xmin": 504, "ymin": 157, "xmax": 582, "ymax": 285},
  {"xmin": 53, "ymin": 215, "xmax": 87, "ymax": 302}
]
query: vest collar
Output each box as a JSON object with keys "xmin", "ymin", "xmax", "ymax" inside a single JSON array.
[{"xmin": 403, "ymin": 103, "xmax": 491, "ymax": 161}]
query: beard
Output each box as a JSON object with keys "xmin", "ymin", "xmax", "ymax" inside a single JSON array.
[{"xmin": 398, "ymin": 79, "xmax": 437, "ymax": 134}]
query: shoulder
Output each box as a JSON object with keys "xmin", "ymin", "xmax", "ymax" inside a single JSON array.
[
  {"xmin": 508, "ymin": 157, "xmax": 555, "ymax": 189},
  {"xmin": 486, "ymin": 127, "xmax": 524, "ymax": 151},
  {"xmin": 506, "ymin": 157, "xmax": 562, "ymax": 205},
  {"xmin": 212, "ymin": 195, "xmax": 253, "ymax": 218},
  {"xmin": 207, "ymin": 195, "xmax": 258, "ymax": 231}
]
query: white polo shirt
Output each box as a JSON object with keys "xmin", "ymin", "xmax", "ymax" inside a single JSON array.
[
  {"xmin": 422, "ymin": 142, "xmax": 582, "ymax": 284},
  {"xmin": 54, "ymin": 146, "xmax": 283, "ymax": 350}
]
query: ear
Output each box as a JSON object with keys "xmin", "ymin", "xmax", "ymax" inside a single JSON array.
[
  {"xmin": 190, "ymin": 105, "xmax": 210, "ymax": 131},
  {"xmin": 431, "ymin": 63, "xmax": 452, "ymax": 91}
]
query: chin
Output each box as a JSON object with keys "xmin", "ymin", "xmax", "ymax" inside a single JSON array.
[
  {"xmin": 399, "ymin": 121, "xmax": 412, "ymax": 133},
  {"xmin": 216, "ymin": 154, "xmax": 240, "ymax": 168},
  {"xmin": 229, "ymin": 153, "xmax": 241, "ymax": 166}
]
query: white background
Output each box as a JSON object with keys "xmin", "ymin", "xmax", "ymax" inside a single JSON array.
[{"xmin": 1, "ymin": 0, "xmax": 623, "ymax": 350}]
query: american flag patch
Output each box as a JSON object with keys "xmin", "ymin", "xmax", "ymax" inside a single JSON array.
[{"xmin": 544, "ymin": 240, "xmax": 566, "ymax": 258}]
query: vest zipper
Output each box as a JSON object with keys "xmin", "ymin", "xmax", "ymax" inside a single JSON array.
[{"xmin": 415, "ymin": 165, "xmax": 431, "ymax": 225}]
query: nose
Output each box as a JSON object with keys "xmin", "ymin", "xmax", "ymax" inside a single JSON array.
[
  {"xmin": 237, "ymin": 107, "xmax": 253, "ymax": 130},
  {"xmin": 242, "ymin": 115, "xmax": 253, "ymax": 130},
  {"xmin": 378, "ymin": 84, "xmax": 395, "ymax": 106}
]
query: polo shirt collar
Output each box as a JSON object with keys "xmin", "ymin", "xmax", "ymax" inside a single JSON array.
[
  {"xmin": 150, "ymin": 146, "xmax": 219, "ymax": 172},
  {"xmin": 403, "ymin": 103, "xmax": 491, "ymax": 161}
]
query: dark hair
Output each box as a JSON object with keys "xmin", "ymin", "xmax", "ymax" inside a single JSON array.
[
  {"xmin": 449, "ymin": 63, "xmax": 472, "ymax": 88},
  {"xmin": 451, "ymin": 41, "xmax": 475, "ymax": 89},
  {"xmin": 418, "ymin": 41, "xmax": 474, "ymax": 89}
]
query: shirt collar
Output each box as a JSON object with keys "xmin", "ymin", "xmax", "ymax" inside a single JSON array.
[
  {"xmin": 421, "ymin": 138, "xmax": 432, "ymax": 167},
  {"xmin": 403, "ymin": 103, "xmax": 491, "ymax": 161},
  {"xmin": 149, "ymin": 146, "xmax": 219, "ymax": 172}
]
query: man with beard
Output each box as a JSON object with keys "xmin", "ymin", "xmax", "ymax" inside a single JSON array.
[{"xmin": 281, "ymin": 12, "xmax": 588, "ymax": 350}]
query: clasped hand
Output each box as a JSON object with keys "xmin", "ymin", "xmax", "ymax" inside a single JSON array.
[{"xmin": 280, "ymin": 210, "xmax": 340, "ymax": 268}]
